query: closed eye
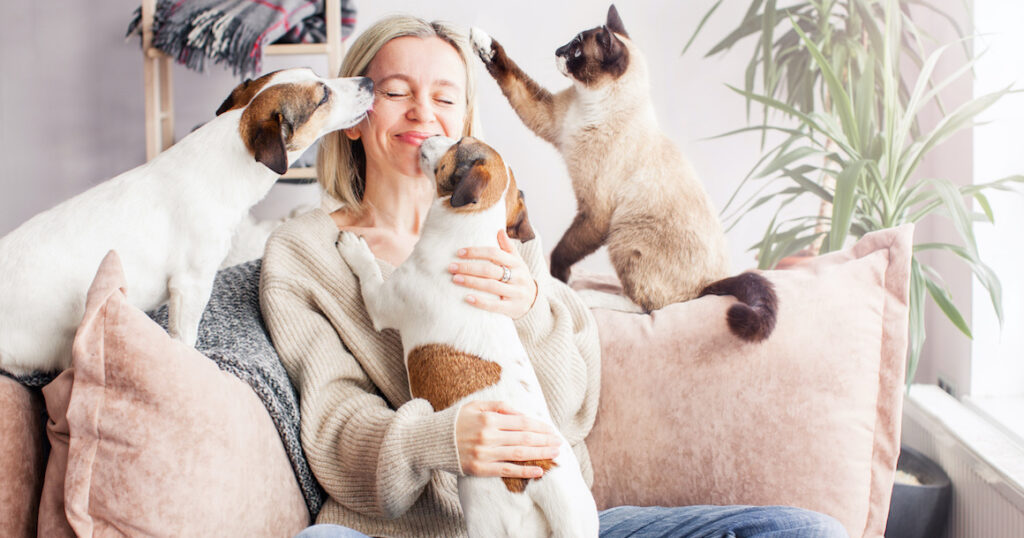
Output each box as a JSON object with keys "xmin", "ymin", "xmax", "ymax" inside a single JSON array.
[{"xmin": 318, "ymin": 83, "xmax": 331, "ymax": 107}]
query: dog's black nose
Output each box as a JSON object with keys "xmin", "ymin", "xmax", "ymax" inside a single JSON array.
[{"xmin": 358, "ymin": 77, "xmax": 373, "ymax": 92}]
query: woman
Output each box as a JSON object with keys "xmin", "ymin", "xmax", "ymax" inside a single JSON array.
[{"xmin": 259, "ymin": 14, "xmax": 846, "ymax": 538}]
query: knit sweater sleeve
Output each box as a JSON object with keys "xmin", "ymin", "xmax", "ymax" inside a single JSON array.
[
  {"xmin": 512, "ymin": 235, "xmax": 602, "ymax": 468},
  {"xmin": 259, "ymin": 221, "xmax": 462, "ymax": 520}
]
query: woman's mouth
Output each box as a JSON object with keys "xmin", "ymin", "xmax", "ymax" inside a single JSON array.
[{"xmin": 396, "ymin": 131, "xmax": 435, "ymax": 146}]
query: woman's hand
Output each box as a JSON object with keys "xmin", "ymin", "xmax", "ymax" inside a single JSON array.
[
  {"xmin": 449, "ymin": 229, "xmax": 539, "ymax": 319},
  {"xmin": 455, "ymin": 400, "xmax": 561, "ymax": 478}
]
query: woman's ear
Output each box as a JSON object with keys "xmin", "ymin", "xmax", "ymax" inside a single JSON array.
[{"xmin": 344, "ymin": 127, "xmax": 361, "ymax": 141}]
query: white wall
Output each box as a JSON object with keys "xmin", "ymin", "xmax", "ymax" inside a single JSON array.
[
  {"xmin": 0, "ymin": 0, "xmax": 771, "ymax": 277},
  {"xmin": 1, "ymin": 1, "xmax": 1002, "ymax": 388}
]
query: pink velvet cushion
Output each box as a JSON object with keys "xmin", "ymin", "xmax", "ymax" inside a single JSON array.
[
  {"xmin": 37, "ymin": 250, "xmax": 309, "ymax": 536},
  {"xmin": 0, "ymin": 376, "xmax": 46, "ymax": 538},
  {"xmin": 581, "ymin": 225, "xmax": 912, "ymax": 538}
]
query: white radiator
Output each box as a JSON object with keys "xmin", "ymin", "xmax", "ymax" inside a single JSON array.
[{"xmin": 901, "ymin": 385, "xmax": 1024, "ymax": 538}]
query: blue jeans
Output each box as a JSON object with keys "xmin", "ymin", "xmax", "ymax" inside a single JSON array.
[{"xmin": 294, "ymin": 505, "xmax": 847, "ymax": 537}]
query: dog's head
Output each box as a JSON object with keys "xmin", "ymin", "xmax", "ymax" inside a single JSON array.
[
  {"xmin": 555, "ymin": 4, "xmax": 632, "ymax": 88},
  {"xmin": 418, "ymin": 136, "xmax": 535, "ymax": 242},
  {"xmin": 215, "ymin": 68, "xmax": 374, "ymax": 175}
]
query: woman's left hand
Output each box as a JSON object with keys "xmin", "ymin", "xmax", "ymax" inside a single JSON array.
[{"xmin": 450, "ymin": 229, "xmax": 538, "ymax": 319}]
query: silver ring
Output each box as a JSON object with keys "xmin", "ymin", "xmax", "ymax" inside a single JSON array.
[{"xmin": 500, "ymin": 265, "xmax": 512, "ymax": 283}]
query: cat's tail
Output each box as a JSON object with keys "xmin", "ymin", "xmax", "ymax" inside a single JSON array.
[{"xmin": 699, "ymin": 271, "xmax": 778, "ymax": 342}]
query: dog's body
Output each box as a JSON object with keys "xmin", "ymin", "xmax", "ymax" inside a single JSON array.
[
  {"xmin": 0, "ymin": 68, "xmax": 373, "ymax": 376},
  {"xmin": 471, "ymin": 6, "xmax": 778, "ymax": 341},
  {"xmin": 336, "ymin": 136, "xmax": 599, "ymax": 538}
]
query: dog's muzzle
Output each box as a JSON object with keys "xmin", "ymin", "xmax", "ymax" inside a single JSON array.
[{"xmin": 419, "ymin": 135, "xmax": 457, "ymax": 177}]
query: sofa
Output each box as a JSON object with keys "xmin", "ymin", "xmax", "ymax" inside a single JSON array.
[{"xmin": 0, "ymin": 224, "xmax": 913, "ymax": 538}]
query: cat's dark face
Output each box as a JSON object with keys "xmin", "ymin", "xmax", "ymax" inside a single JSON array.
[{"xmin": 555, "ymin": 5, "xmax": 630, "ymax": 87}]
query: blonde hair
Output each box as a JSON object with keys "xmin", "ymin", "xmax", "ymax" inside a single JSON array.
[{"xmin": 317, "ymin": 15, "xmax": 479, "ymax": 211}]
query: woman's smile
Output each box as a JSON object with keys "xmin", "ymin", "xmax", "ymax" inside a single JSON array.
[{"xmin": 395, "ymin": 130, "xmax": 437, "ymax": 146}]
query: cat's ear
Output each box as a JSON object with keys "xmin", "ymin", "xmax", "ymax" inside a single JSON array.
[
  {"xmin": 598, "ymin": 25, "xmax": 627, "ymax": 68},
  {"xmin": 606, "ymin": 5, "xmax": 629, "ymax": 38}
]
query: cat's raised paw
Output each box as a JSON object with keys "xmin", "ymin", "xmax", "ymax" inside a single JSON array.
[{"xmin": 469, "ymin": 27, "xmax": 495, "ymax": 63}]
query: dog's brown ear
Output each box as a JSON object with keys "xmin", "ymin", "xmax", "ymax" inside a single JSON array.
[
  {"xmin": 216, "ymin": 79, "xmax": 252, "ymax": 116},
  {"xmin": 451, "ymin": 162, "xmax": 490, "ymax": 208},
  {"xmin": 250, "ymin": 113, "xmax": 289, "ymax": 175},
  {"xmin": 506, "ymin": 189, "xmax": 536, "ymax": 242},
  {"xmin": 216, "ymin": 71, "xmax": 277, "ymax": 115},
  {"xmin": 606, "ymin": 5, "xmax": 629, "ymax": 38}
]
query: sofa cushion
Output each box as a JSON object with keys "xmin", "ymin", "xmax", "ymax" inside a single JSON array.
[
  {"xmin": 0, "ymin": 375, "xmax": 47, "ymax": 538},
  {"xmin": 148, "ymin": 259, "xmax": 324, "ymax": 516},
  {"xmin": 37, "ymin": 250, "xmax": 309, "ymax": 536},
  {"xmin": 580, "ymin": 225, "xmax": 912, "ymax": 538}
]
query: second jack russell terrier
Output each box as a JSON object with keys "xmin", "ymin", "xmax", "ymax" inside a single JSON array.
[{"xmin": 335, "ymin": 135, "xmax": 599, "ymax": 537}]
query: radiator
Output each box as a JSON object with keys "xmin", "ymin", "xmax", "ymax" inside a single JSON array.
[{"xmin": 901, "ymin": 385, "xmax": 1024, "ymax": 538}]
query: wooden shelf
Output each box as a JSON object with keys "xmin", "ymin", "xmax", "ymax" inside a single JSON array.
[
  {"xmin": 264, "ymin": 44, "xmax": 330, "ymax": 55},
  {"xmin": 278, "ymin": 166, "xmax": 317, "ymax": 182},
  {"xmin": 141, "ymin": 0, "xmax": 345, "ymax": 178}
]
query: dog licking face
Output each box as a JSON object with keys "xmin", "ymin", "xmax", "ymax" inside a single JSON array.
[
  {"xmin": 0, "ymin": 68, "xmax": 374, "ymax": 377},
  {"xmin": 419, "ymin": 135, "xmax": 535, "ymax": 241},
  {"xmin": 218, "ymin": 68, "xmax": 374, "ymax": 174}
]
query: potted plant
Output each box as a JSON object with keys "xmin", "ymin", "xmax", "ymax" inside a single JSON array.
[
  {"xmin": 688, "ymin": 0, "xmax": 1022, "ymax": 386},
  {"xmin": 687, "ymin": 1, "xmax": 1022, "ymax": 535}
]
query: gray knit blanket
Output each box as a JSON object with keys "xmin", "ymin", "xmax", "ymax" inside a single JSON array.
[
  {"xmin": 127, "ymin": 0, "xmax": 357, "ymax": 76},
  {"xmin": 148, "ymin": 260, "xmax": 325, "ymax": 518}
]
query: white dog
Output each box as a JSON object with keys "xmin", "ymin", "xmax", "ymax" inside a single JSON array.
[
  {"xmin": 336, "ymin": 136, "xmax": 599, "ymax": 538},
  {"xmin": 0, "ymin": 68, "xmax": 373, "ymax": 376}
]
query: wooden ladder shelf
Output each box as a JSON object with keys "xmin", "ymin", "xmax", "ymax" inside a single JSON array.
[{"xmin": 141, "ymin": 0, "xmax": 345, "ymax": 181}]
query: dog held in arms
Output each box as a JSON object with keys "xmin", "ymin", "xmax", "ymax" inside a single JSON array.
[
  {"xmin": 0, "ymin": 68, "xmax": 374, "ymax": 376},
  {"xmin": 470, "ymin": 6, "xmax": 778, "ymax": 341},
  {"xmin": 335, "ymin": 135, "xmax": 600, "ymax": 538}
]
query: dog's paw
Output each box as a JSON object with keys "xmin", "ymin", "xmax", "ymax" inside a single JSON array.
[
  {"xmin": 469, "ymin": 27, "xmax": 495, "ymax": 63},
  {"xmin": 335, "ymin": 231, "xmax": 375, "ymax": 270}
]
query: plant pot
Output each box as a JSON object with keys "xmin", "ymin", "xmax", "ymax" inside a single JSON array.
[{"xmin": 884, "ymin": 445, "xmax": 952, "ymax": 538}]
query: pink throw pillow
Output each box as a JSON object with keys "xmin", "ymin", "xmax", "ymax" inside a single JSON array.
[
  {"xmin": 37, "ymin": 251, "xmax": 309, "ymax": 536},
  {"xmin": 0, "ymin": 376, "xmax": 47, "ymax": 538},
  {"xmin": 580, "ymin": 225, "xmax": 912, "ymax": 538}
]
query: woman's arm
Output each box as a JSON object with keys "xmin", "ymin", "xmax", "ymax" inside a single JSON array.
[
  {"xmin": 513, "ymin": 235, "xmax": 602, "ymax": 447},
  {"xmin": 449, "ymin": 231, "xmax": 602, "ymax": 468},
  {"xmin": 261, "ymin": 280, "xmax": 462, "ymax": 519},
  {"xmin": 258, "ymin": 222, "xmax": 464, "ymax": 520}
]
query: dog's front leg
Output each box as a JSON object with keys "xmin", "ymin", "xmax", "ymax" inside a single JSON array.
[
  {"xmin": 335, "ymin": 232, "xmax": 397, "ymax": 331},
  {"xmin": 470, "ymin": 28, "xmax": 566, "ymax": 145},
  {"xmin": 166, "ymin": 272, "xmax": 215, "ymax": 347}
]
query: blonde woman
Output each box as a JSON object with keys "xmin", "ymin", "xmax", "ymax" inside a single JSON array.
[{"xmin": 260, "ymin": 14, "xmax": 845, "ymax": 538}]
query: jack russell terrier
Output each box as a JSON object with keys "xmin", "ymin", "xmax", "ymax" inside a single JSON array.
[
  {"xmin": 0, "ymin": 68, "xmax": 373, "ymax": 377},
  {"xmin": 335, "ymin": 135, "xmax": 599, "ymax": 538}
]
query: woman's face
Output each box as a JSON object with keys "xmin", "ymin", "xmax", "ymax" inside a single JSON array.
[{"xmin": 352, "ymin": 36, "xmax": 468, "ymax": 180}]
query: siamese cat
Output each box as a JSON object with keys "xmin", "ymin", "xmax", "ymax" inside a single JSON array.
[{"xmin": 470, "ymin": 5, "xmax": 777, "ymax": 341}]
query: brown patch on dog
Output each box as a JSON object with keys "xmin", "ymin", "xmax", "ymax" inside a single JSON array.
[
  {"xmin": 502, "ymin": 459, "xmax": 558, "ymax": 493},
  {"xmin": 406, "ymin": 343, "xmax": 502, "ymax": 411},
  {"xmin": 434, "ymin": 138, "xmax": 510, "ymax": 213},
  {"xmin": 215, "ymin": 71, "xmax": 278, "ymax": 115},
  {"xmin": 238, "ymin": 81, "xmax": 329, "ymax": 174}
]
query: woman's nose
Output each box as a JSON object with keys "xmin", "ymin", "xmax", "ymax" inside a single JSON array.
[{"xmin": 406, "ymin": 93, "xmax": 432, "ymax": 122}]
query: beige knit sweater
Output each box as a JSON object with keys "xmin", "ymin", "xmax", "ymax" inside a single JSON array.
[{"xmin": 259, "ymin": 208, "xmax": 602, "ymax": 537}]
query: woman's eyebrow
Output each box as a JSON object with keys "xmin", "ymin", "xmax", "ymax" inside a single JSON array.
[{"xmin": 374, "ymin": 73, "xmax": 462, "ymax": 89}]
